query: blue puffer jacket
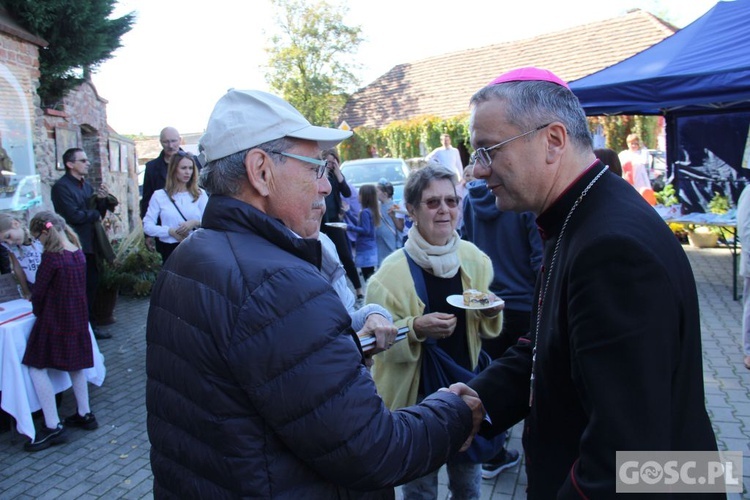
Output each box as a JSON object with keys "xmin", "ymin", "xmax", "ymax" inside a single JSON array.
[{"xmin": 146, "ymin": 195, "xmax": 473, "ymax": 499}]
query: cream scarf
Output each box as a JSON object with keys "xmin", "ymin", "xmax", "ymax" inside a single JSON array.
[{"xmin": 403, "ymin": 225, "xmax": 461, "ymax": 278}]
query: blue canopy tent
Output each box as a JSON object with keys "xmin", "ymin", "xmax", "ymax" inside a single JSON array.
[{"xmin": 569, "ymin": 0, "xmax": 750, "ymax": 212}]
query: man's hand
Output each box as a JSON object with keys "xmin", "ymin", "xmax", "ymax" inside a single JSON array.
[
  {"xmin": 96, "ymin": 183, "xmax": 110, "ymax": 199},
  {"xmin": 358, "ymin": 313, "xmax": 397, "ymax": 360},
  {"xmin": 444, "ymin": 382, "xmax": 485, "ymax": 451},
  {"xmin": 145, "ymin": 236, "xmax": 156, "ymax": 252}
]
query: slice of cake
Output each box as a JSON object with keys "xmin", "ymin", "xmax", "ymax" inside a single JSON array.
[{"xmin": 463, "ymin": 289, "xmax": 490, "ymax": 307}]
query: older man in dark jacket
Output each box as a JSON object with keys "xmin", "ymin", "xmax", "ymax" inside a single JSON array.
[
  {"xmin": 468, "ymin": 68, "xmax": 721, "ymax": 498},
  {"xmin": 146, "ymin": 90, "xmax": 485, "ymax": 498}
]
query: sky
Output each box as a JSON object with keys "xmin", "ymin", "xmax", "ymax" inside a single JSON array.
[{"xmin": 91, "ymin": 0, "xmax": 719, "ymax": 137}]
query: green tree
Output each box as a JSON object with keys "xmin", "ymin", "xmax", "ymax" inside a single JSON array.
[
  {"xmin": 3, "ymin": 0, "xmax": 134, "ymax": 108},
  {"xmin": 265, "ymin": 0, "xmax": 362, "ymax": 126}
]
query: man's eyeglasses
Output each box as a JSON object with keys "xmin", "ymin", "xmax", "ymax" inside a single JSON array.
[
  {"xmin": 420, "ymin": 196, "xmax": 460, "ymax": 210},
  {"xmin": 270, "ymin": 151, "xmax": 330, "ymax": 179},
  {"xmin": 73, "ymin": 158, "xmax": 90, "ymax": 164},
  {"xmin": 470, "ymin": 123, "xmax": 552, "ymax": 169}
]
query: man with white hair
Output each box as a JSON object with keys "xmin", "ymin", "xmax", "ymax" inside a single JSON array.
[{"xmin": 145, "ymin": 89, "xmax": 485, "ymax": 497}]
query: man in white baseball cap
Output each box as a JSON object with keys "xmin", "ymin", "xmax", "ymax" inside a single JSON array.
[{"xmin": 146, "ymin": 90, "xmax": 485, "ymax": 497}]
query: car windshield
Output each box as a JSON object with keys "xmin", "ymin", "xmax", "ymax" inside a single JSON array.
[{"xmin": 342, "ymin": 161, "xmax": 406, "ymax": 185}]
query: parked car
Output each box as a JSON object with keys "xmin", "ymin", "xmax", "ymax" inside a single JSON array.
[{"xmin": 339, "ymin": 158, "xmax": 410, "ymax": 203}]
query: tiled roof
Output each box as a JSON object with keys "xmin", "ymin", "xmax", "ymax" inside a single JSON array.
[{"xmin": 340, "ymin": 9, "xmax": 676, "ymax": 129}]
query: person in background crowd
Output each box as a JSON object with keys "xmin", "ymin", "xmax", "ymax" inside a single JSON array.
[
  {"xmin": 427, "ymin": 133, "xmax": 464, "ymax": 182},
  {"xmin": 320, "ymin": 148, "xmax": 364, "ymax": 304},
  {"xmin": 738, "ymin": 184, "xmax": 750, "ymax": 370},
  {"xmin": 467, "ymin": 67, "xmax": 719, "ymax": 498},
  {"xmin": 140, "ymin": 127, "xmax": 201, "ymax": 253},
  {"xmin": 143, "ymin": 151, "xmax": 207, "ymax": 264},
  {"xmin": 455, "ymin": 165, "xmax": 475, "ymax": 235},
  {"xmin": 318, "ymin": 231, "xmax": 395, "ymax": 367},
  {"xmin": 367, "ymin": 163, "xmax": 503, "ymax": 499},
  {"xmin": 462, "ymin": 170, "xmax": 543, "ymax": 479},
  {"xmin": 146, "ymin": 89, "xmax": 485, "ymax": 497},
  {"xmin": 368, "ymin": 144, "xmax": 380, "ymax": 158},
  {"xmin": 593, "ymin": 147, "xmax": 623, "ymax": 177},
  {"xmin": 23, "ymin": 212, "xmax": 99, "ymax": 452},
  {"xmin": 618, "ymin": 133, "xmax": 651, "ymax": 191},
  {"xmin": 342, "ymin": 179, "xmax": 361, "ymax": 253},
  {"xmin": 345, "ymin": 184, "xmax": 379, "ymax": 283},
  {"xmin": 51, "ymin": 148, "xmax": 118, "ymax": 340},
  {"xmin": 374, "ymin": 178, "xmax": 404, "ymax": 267},
  {"xmin": 0, "ymin": 213, "xmax": 44, "ymax": 299}
]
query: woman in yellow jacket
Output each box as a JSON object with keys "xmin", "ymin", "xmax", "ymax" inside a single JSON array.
[{"xmin": 367, "ymin": 163, "xmax": 503, "ymax": 499}]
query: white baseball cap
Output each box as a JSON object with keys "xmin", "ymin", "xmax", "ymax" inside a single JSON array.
[{"xmin": 200, "ymin": 90, "xmax": 353, "ymax": 163}]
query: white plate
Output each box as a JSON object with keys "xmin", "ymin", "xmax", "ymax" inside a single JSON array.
[
  {"xmin": 446, "ymin": 294, "xmax": 504, "ymax": 310},
  {"xmin": 325, "ymin": 222, "xmax": 348, "ymax": 229}
]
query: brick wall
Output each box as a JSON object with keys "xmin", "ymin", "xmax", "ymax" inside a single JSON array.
[{"xmin": 0, "ymin": 29, "xmax": 137, "ymax": 238}]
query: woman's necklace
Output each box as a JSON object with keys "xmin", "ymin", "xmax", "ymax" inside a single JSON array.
[{"xmin": 529, "ymin": 165, "xmax": 608, "ymax": 407}]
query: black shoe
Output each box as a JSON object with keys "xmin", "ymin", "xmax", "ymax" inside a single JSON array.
[
  {"xmin": 93, "ymin": 328, "xmax": 112, "ymax": 340},
  {"xmin": 24, "ymin": 423, "xmax": 66, "ymax": 452},
  {"xmin": 481, "ymin": 448, "xmax": 521, "ymax": 479},
  {"xmin": 64, "ymin": 411, "xmax": 98, "ymax": 430}
]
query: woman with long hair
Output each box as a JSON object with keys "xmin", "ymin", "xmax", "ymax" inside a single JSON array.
[
  {"xmin": 143, "ymin": 152, "xmax": 207, "ymax": 263},
  {"xmin": 345, "ymin": 184, "xmax": 380, "ymax": 282}
]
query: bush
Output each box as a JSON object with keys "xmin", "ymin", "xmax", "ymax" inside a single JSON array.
[{"xmin": 99, "ymin": 231, "xmax": 161, "ymax": 297}]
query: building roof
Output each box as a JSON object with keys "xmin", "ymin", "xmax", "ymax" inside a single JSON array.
[{"xmin": 339, "ymin": 9, "xmax": 676, "ymax": 129}]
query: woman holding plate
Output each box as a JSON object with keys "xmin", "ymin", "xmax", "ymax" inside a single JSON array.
[{"xmin": 365, "ymin": 163, "xmax": 504, "ymax": 499}]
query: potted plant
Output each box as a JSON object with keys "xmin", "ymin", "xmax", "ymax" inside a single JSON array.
[
  {"xmin": 93, "ymin": 230, "xmax": 162, "ymax": 324},
  {"xmin": 687, "ymin": 226, "xmax": 719, "ymax": 249},
  {"xmin": 685, "ymin": 192, "xmax": 731, "ymax": 249}
]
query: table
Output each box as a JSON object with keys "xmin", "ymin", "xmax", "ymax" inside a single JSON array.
[
  {"xmin": 660, "ymin": 210, "xmax": 740, "ymax": 300},
  {"xmin": 0, "ymin": 299, "xmax": 106, "ymax": 440}
]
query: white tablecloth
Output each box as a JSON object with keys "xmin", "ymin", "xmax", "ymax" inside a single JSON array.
[{"xmin": 0, "ymin": 299, "xmax": 106, "ymax": 440}]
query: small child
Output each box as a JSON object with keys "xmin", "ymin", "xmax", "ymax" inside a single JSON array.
[
  {"xmin": 345, "ymin": 184, "xmax": 379, "ymax": 282},
  {"xmin": 0, "ymin": 213, "xmax": 44, "ymax": 299},
  {"xmin": 22, "ymin": 211, "xmax": 98, "ymax": 452}
]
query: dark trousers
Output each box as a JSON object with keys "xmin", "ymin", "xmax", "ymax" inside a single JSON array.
[
  {"xmin": 320, "ymin": 225, "xmax": 361, "ymax": 289},
  {"xmin": 155, "ymin": 240, "xmax": 179, "ymax": 265},
  {"xmin": 482, "ymin": 309, "xmax": 532, "ymax": 360},
  {"xmin": 85, "ymin": 253, "xmax": 98, "ymax": 324}
]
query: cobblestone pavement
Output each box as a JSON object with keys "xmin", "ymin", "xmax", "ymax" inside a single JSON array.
[{"xmin": 0, "ymin": 245, "xmax": 747, "ymax": 499}]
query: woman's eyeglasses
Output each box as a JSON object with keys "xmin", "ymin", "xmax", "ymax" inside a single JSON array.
[{"xmin": 420, "ymin": 196, "xmax": 460, "ymax": 209}]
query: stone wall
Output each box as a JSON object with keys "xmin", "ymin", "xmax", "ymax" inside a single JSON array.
[{"xmin": 38, "ymin": 83, "xmax": 139, "ymax": 238}]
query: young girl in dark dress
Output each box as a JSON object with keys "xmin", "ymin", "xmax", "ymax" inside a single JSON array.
[{"xmin": 23, "ymin": 211, "xmax": 98, "ymax": 452}]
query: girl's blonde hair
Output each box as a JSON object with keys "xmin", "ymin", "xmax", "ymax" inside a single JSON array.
[
  {"xmin": 165, "ymin": 152, "xmax": 201, "ymax": 201},
  {"xmin": 0, "ymin": 213, "xmax": 31, "ymax": 244},
  {"xmin": 29, "ymin": 211, "xmax": 81, "ymax": 252}
]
